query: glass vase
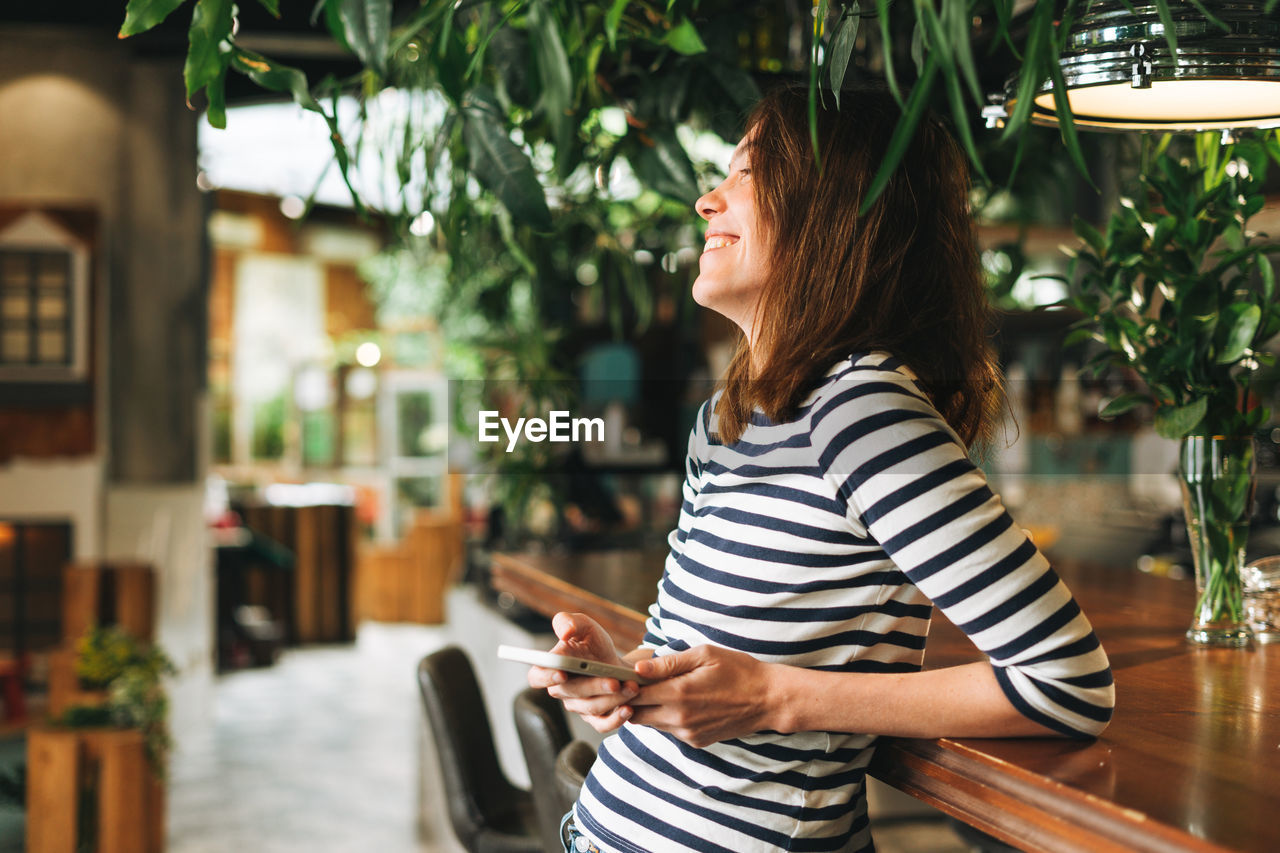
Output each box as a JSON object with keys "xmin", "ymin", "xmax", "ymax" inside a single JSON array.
[{"xmin": 1179, "ymin": 435, "xmax": 1256, "ymax": 646}]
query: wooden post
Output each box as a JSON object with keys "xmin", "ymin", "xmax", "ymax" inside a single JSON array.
[
  {"xmin": 93, "ymin": 730, "xmax": 148, "ymax": 853},
  {"xmin": 26, "ymin": 728, "xmax": 78, "ymax": 853},
  {"xmin": 26, "ymin": 727, "xmax": 165, "ymax": 853},
  {"xmin": 62, "ymin": 563, "xmax": 156, "ymax": 643},
  {"xmin": 294, "ymin": 505, "xmax": 319, "ymax": 643},
  {"xmin": 61, "ymin": 564, "xmax": 100, "ymax": 644}
]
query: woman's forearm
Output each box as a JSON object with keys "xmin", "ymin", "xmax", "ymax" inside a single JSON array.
[{"xmin": 765, "ymin": 660, "xmax": 1060, "ymax": 739}]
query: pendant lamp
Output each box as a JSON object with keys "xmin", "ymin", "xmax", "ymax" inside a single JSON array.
[{"xmin": 997, "ymin": 1, "xmax": 1280, "ymax": 132}]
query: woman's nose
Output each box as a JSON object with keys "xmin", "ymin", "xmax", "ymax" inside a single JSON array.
[{"xmin": 696, "ymin": 186, "xmax": 723, "ymax": 221}]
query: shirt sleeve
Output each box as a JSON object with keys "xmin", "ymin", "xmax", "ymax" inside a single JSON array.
[
  {"xmin": 643, "ymin": 398, "xmax": 714, "ymax": 651},
  {"xmin": 816, "ymin": 373, "xmax": 1115, "ymax": 738}
]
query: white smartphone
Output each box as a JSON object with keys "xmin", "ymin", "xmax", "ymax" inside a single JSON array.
[{"xmin": 497, "ymin": 644, "xmax": 656, "ymax": 685}]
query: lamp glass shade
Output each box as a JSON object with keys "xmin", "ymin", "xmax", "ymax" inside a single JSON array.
[{"xmin": 1033, "ymin": 79, "xmax": 1280, "ymax": 127}]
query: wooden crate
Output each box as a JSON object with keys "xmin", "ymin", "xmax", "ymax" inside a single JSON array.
[
  {"xmin": 46, "ymin": 647, "xmax": 108, "ymax": 718},
  {"xmin": 62, "ymin": 563, "xmax": 156, "ymax": 644},
  {"xmin": 241, "ymin": 503, "xmax": 356, "ymax": 644},
  {"xmin": 27, "ymin": 726, "xmax": 165, "ymax": 853},
  {"xmin": 355, "ymin": 514, "xmax": 462, "ymax": 625}
]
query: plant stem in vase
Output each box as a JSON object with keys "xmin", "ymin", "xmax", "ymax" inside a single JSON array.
[{"xmin": 1180, "ymin": 436, "xmax": 1256, "ymax": 646}]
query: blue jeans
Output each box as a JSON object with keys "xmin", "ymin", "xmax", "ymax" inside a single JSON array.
[{"xmin": 559, "ymin": 811, "xmax": 600, "ymax": 853}]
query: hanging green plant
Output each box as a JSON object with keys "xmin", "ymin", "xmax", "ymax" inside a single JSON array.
[{"xmin": 61, "ymin": 626, "xmax": 177, "ymax": 777}]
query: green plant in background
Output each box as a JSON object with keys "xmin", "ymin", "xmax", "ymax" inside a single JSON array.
[
  {"xmin": 62, "ymin": 626, "xmax": 177, "ymax": 776},
  {"xmin": 1061, "ymin": 130, "xmax": 1280, "ymax": 639},
  {"xmin": 1063, "ymin": 131, "xmax": 1280, "ymax": 440}
]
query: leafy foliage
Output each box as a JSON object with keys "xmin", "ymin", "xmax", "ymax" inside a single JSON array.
[
  {"xmin": 120, "ymin": 1, "xmax": 1213, "ymax": 235},
  {"xmin": 1060, "ymin": 131, "xmax": 1280, "ymax": 439},
  {"xmin": 64, "ymin": 625, "xmax": 177, "ymax": 777}
]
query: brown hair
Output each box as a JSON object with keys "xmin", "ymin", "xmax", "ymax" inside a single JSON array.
[{"xmin": 714, "ymin": 83, "xmax": 1000, "ymax": 448}]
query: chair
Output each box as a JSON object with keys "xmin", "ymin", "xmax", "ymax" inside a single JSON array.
[
  {"xmin": 513, "ymin": 688, "xmax": 576, "ymax": 853},
  {"xmin": 554, "ymin": 740, "xmax": 596, "ymax": 808},
  {"xmin": 417, "ymin": 647, "xmax": 541, "ymax": 853},
  {"xmin": 514, "ymin": 688, "xmax": 603, "ymax": 853}
]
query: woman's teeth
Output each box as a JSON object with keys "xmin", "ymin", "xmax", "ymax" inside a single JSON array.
[{"xmin": 704, "ymin": 236, "xmax": 738, "ymax": 251}]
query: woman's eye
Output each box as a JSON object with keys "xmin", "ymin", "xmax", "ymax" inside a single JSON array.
[{"xmin": 738, "ymin": 168, "xmax": 752, "ymax": 181}]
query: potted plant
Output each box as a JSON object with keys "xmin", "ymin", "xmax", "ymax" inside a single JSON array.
[
  {"xmin": 61, "ymin": 625, "xmax": 176, "ymax": 774},
  {"xmin": 1062, "ymin": 130, "xmax": 1280, "ymax": 645}
]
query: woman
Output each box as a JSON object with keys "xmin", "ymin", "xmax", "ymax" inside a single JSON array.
[{"xmin": 529, "ymin": 84, "xmax": 1114, "ymax": 853}]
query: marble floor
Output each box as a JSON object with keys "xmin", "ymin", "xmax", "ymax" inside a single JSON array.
[
  {"xmin": 165, "ymin": 621, "xmax": 973, "ymax": 853},
  {"xmin": 167, "ymin": 622, "xmax": 451, "ymax": 853}
]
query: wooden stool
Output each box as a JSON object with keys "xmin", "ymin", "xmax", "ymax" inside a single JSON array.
[{"xmin": 26, "ymin": 726, "xmax": 165, "ymax": 853}]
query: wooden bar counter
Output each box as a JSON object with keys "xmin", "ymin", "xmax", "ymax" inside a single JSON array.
[{"xmin": 491, "ymin": 549, "xmax": 1279, "ymax": 853}]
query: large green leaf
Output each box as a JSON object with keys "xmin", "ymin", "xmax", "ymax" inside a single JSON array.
[
  {"xmin": 1155, "ymin": 397, "xmax": 1208, "ymax": 439},
  {"xmin": 707, "ymin": 60, "xmax": 760, "ymax": 111},
  {"xmin": 828, "ymin": 3, "xmax": 860, "ymax": 108},
  {"xmin": 991, "ymin": 0, "xmax": 1017, "ymax": 57},
  {"xmin": 944, "ymin": 0, "xmax": 982, "ymax": 108},
  {"xmin": 859, "ymin": 51, "xmax": 937, "ymax": 215},
  {"xmin": 874, "ymin": 0, "xmax": 901, "ymax": 104},
  {"xmin": 913, "ymin": 0, "xmax": 951, "ymax": 68},
  {"xmin": 462, "ymin": 104, "xmax": 553, "ymax": 232},
  {"xmin": 1153, "ymin": 0, "xmax": 1178, "ymax": 54},
  {"xmin": 630, "ymin": 126, "xmax": 700, "ymax": 203},
  {"xmin": 205, "ymin": 64, "xmax": 228, "ymax": 129},
  {"xmin": 1072, "ymin": 216, "xmax": 1105, "ymax": 255},
  {"xmin": 1001, "ymin": 0, "xmax": 1053, "ymax": 145},
  {"xmin": 120, "ymin": 0, "xmax": 188, "ymax": 37},
  {"xmin": 663, "ymin": 17, "xmax": 707, "ymax": 55},
  {"xmin": 941, "ymin": 53, "xmax": 987, "ymax": 182},
  {"xmin": 231, "ymin": 49, "xmax": 320, "ymax": 112},
  {"xmin": 1043, "ymin": 9, "xmax": 1095, "ymax": 190},
  {"xmin": 184, "ymin": 0, "xmax": 233, "ymax": 98},
  {"xmin": 1216, "ymin": 302, "xmax": 1261, "ymax": 363},
  {"xmin": 317, "ymin": 0, "xmax": 354, "ymax": 54},
  {"xmin": 337, "ymin": 0, "xmax": 392, "ymax": 78},
  {"xmin": 465, "ymin": 3, "xmax": 525, "ymax": 81},
  {"xmin": 254, "ymin": 0, "xmax": 280, "ymax": 15},
  {"xmin": 1100, "ymin": 392, "xmax": 1150, "ymax": 418},
  {"xmin": 605, "ymin": 0, "xmax": 630, "ymax": 50},
  {"xmin": 388, "ymin": 0, "xmax": 452, "ymax": 56},
  {"xmin": 229, "ymin": 48, "xmax": 364, "ymax": 213},
  {"xmin": 528, "ymin": 0, "xmax": 574, "ymax": 162},
  {"xmin": 1210, "ymin": 456, "xmax": 1253, "ymax": 522}
]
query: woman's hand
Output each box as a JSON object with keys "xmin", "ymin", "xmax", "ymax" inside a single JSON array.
[
  {"xmin": 526, "ymin": 612, "xmax": 641, "ymax": 734},
  {"xmin": 628, "ymin": 645, "xmax": 778, "ymax": 748}
]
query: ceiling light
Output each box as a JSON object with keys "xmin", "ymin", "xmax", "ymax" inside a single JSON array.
[{"xmin": 1001, "ymin": 1, "xmax": 1280, "ymax": 132}]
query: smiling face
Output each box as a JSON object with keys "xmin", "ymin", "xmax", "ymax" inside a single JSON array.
[{"xmin": 692, "ymin": 132, "xmax": 773, "ymax": 343}]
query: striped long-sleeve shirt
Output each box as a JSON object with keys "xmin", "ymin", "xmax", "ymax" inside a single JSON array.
[{"xmin": 573, "ymin": 352, "xmax": 1114, "ymax": 853}]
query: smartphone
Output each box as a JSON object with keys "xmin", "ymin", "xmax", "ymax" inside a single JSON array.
[{"xmin": 497, "ymin": 644, "xmax": 656, "ymax": 685}]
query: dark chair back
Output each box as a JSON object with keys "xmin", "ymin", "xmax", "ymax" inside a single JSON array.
[
  {"xmin": 554, "ymin": 740, "xmax": 597, "ymax": 811},
  {"xmin": 513, "ymin": 688, "xmax": 577, "ymax": 853},
  {"xmin": 417, "ymin": 646, "xmax": 540, "ymax": 853}
]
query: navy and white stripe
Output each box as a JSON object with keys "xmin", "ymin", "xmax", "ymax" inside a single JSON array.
[{"xmin": 576, "ymin": 352, "xmax": 1115, "ymax": 853}]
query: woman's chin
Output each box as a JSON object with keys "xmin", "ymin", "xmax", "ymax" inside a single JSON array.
[{"xmin": 691, "ymin": 277, "xmax": 713, "ymax": 308}]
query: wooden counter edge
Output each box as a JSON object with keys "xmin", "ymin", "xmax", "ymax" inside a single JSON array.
[
  {"xmin": 490, "ymin": 552, "xmax": 648, "ymax": 650},
  {"xmin": 868, "ymin": 738, "xmax": 1231, "ymax": 853}
]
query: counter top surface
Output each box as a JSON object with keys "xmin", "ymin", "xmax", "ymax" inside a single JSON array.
[{"xmin": 490, "ymin": 548, "xmax": 1279, "ymax": 853}]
